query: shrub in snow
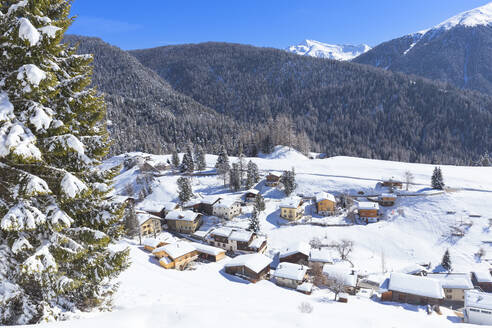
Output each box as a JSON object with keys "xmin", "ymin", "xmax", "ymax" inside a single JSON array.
[
  {"xmin": 0, "ymin": 1, "xmax": 129, "ymax": 324},
  {"xmin": 298, "ymin": 302, "xmax": 313, "ymax": 314}
]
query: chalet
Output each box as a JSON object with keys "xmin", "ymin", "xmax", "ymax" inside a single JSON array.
[
  {"xmin": 426, "ymin": 273, "xmax": 474, "ymax": 304},
  {"xmin": 378, "ymin": 193, "xmax": 397, "ymax": 207},
  {"xmin": 383, "ymin": 273, "xmax": 444, "ymax": 305},
  {"xmin": 136, "ymin": 212, "xmax": 163, "ymax": 237},
  {"xmin": 279, "ymin": 197, "xmax": 304, "ymax": 221},
  {"xmin": 273, "ymin": 262, "xmax": 309, "ymax": 289},
  {"xmin": 472, "ymin": 271, "xmax": 492, "ymax": 292},
  {"xmin": 357, "ymin": 202, "xmax": 380, "ymax": 223},
  {"xmin": 224, "ymin": 253, "xmax": 272, "ymax": 282},
  {"xmin": 208, "ymin": 227, "xmax": 267, "ymax": 254},
  {"xmin": 197, "ymin": 196, "xmax": 222, "ymax": 215},
  {"xmin": 138, "ymin": 200, "xmax": 180, "ymax": 218},
  {"xmin": 279, "ymin": 242, "xmax": 311, "ymax": 265},
  {"xmin": 464, "ymin": 290, "xmax": 492, "ymax": 326},
  {"xmin": 381, "ymin": 178, "xmax": 403, "ymax": 191},
  {"xmin": 153, "ymin": 242, "xmax": 198, "ymax": 270},
  {"xmin": 138, "ymin": 161, "xmax": 159, "ymax": 175},
  {"xmin": 296, "ymin": 282, "xmax": 314, "ymax": 295},
  {"xmin": 315, "ymin": 192, "xmax": 336, "ymax": 216},
  {"xmin": 322, "ymin": 264, "xmax": 358, "ymax": 294},
  {"xmin": 142, "ymin": 238, "xmax": 167, "ymax": 252},
  {"xmin": 154, "ymin": 162, "xmax": 171, "ymax": 171},
  {"xmin": 212, "ymin": 198, "xmax": 242, "ymax": 220},
  {"xmin": 165, "ymin": 210, "xmax": 202, "ymax": 234},
  {"xmin": 265, "ymin": 173, "xmax": 281, "ymax": 187},
  {"xmin": 244, "ymin": 189, "xmax": 260, "ymax": 203},
  {"xmin": 190, "ymin": 242, "xmax": 226, "ymax": 262}
]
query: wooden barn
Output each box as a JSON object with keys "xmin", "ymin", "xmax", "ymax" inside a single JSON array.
[
  {"xmin": 244, "ymin": 189, "xmax": 260, "ymax": 203},
  {"xmin": 383, "ymin": 273, "xmax": 444, "ymax": 305},
  {"xmin": 357, "ymin": 202, "xmax": 380, "ymax": 223},
  {"xmin": 273, "ymin": 262, "xmax": 309, "ymax": 289},
  {"xmin": 191, "ymin": 242, "xmax": 226, "ymax": 262},
  {"xmin": 378, "ymin": 193, "xmax": 397, "ymax": 207},
  {"xmin": 279, "ymin": 242, "xmax": 311, "ymax": 265},
  {"xmin": 265, "ymin": 173, "xmax": 281, "ymax": 187},
  {"xmin": 224, "ymin": 253, "xmax": 272, "ymax": 282},
  {"xmin": 142, "ymin": 238, "xmax": 167, "ymax": 252},
  {"xmin": 472, "ymin": 271, "xmax": 492, "ymax": 292},
  {"xmin": 381, "ymin": 178, "xmax": 403, "ymax": 190}
]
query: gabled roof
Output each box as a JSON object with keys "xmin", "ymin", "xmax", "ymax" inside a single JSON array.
[
  {"xmin": 279, "ymin": 197, "xmax": 302, "ymax": 209},
  {"xmin": 136, "ymin": 212, "xmax": 161, "ymax": 225},
  {"xmin": 229, "ymin": 230, "xmax": 253, "ymax": 242},
  {"xmin": 213, "ymin": 198, "xmax": 240, "ymax": 209},
  {"xmin": 388, "ymin": 273, "xmax": 444, "ymax": 299},
  {"xmin": 142, "ymin": 238, "xmax": 161, "ymax": 248},
  {"xmin": 297, "ymin": 282, "xmax": 313, "ymax": 293},
  {"xmin": 225, "ymin": 253, "xmax": 272, "ymax": 273},
  {"xmin": 309, "ymin": 248, "xmax": 336, "ymax": 263},
  {"xmin": 357, "ymin": 202, "xmax": 379, "ymax": 210},
  {"xmin": 201, "ymin": 196, "xmax": 222, "ymax": 205},
  {"xmin": 154, "ymin": 242, "xmax": 196, "ymax": 259},
  {"xmin": 210, "ymin": 227, "xmax": 233, "ymax": 238},
  {"xmin": 190, "ymin": 242, "xmax": 225, "ymax": 256},
  {"xmin": 165, "ymin": 210, "xmax": 200, "ymax": 222},
  {"xmin": 249, "ymin": 236, "xmax": 266, "ymax": 249},
  {"xmin": 322, "ymin": 263, "xmax": 358, "ymax": 287},
  {"xmin": 473, "ymin": 271, "xmax": 492, "ymax": 283},
  {"xmin": 426, "ymin": 273, "xmax": 473, "ymax": 289},
  {"xmin": 465, "ymin": 290, "xmax": 492, "ymax": 310},
  {"xmin": 280, "ymin": 242, "xmax": 311, "ymax": 259},
  {"xmin": 315, "ymin": 192, "xmax": 336, "ymax": 203},
  {"xmin": 274, "ymin": 262, "xmax": 308, "ymax": 281}
]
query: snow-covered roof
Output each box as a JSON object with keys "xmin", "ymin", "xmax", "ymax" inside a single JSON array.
[
  {"xmin": 280, "ymin": 242, "xmax": 311, "ymax": 259},
  {"xmin": 165, "ymin": 210, "xmax": 200, "ymax": 222},
  {"xmin": 137, "ymin": 199, "xmax": 169, "ymax": 212},
  {"xmin": 426, "ymin": 273, "xmax": 473, "ymax": 289},
  {"xmin": 136, "ymin": 212, "xmax": 161, "ymax": 225},
  {"xmin": 465, "ymin": 290, "xmax": 492, "ymax": 310},
  {"xmin": 322, "ymin": 264, "xmax": 358, "ymax": 287},
  {"xmin": 213, "ymin": 198, "xmax": 240, "ymax": 209},
  {"xmin": 229, "ymin": 230, "xmax": 253, "ymax": 242},
  {"xmin": 201, "ymin": 196, "xmax": 222, "ymax": 205},
  {"xmin": 225, "ymin": 254, "xmax": 272, "ymax": 273},
  {"xmin": 398, "ymin": 264, "xmax": 428, "ymax": 275},
  {"xmin": 143, "ymin": 238, "xmax": 161, "ymax": 248},
  {"xmin": 379, "ymin": 193, "xmax": 397, "ymax": 199},
  {"xmin": 473, "ymin": 271, "xmax": 492, "ymax": 283},
  {"xmin": 309, "ymin": 248, "xmax": 335, "ymax": 263},
  {"xmin": 274, "ymin": 262, "xmax": 308, "ymax": 281},
  {"xmin": 279, "ymin": 197, "xmax": 302, "ymax": 209},
  {"xmin": 388, "ymin": 273, "xmax": 444, "ymax": 299},
  {"xmin": 249, "ymin": 236, "xmax": 267, "ymax": 249},
  {"xmin": 296, "ymin": 282, "xmax": 313, "ymax": 293},
  {"xmin": 190, "ymin": 242, "xmax": 225, "ymax": 256},
  {"xmin": 159, "ymin": 257, "xmax": 172, "ymax": 265},
  {"xmin": 210, "ymin": 227, "xmax": 233, "ymax": 238},
  {"xmin": 154, "ymin": 242, "xmax": 196, "ymax": 260},
  {"xmin": 315, "ymin": 192, "xmax": 336, "ymax": 203},
  {"xmin": 357, "ymin": 202, "xmax": 379, "ymax": 210},
  {"xmin": 245, "ymin": 189, "xmax": 259, "ymax": 196}
]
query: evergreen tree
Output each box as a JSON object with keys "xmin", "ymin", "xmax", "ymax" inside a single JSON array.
[
  {"xmin": 194, "ymin": 145, "xmax": 206, "ymax": 171},
  {"xmin": 171, "ymin": 146, "xmax": 180, "ymax": 168},
  {"xmin": 185, "ymin": 144, "xmax": 194, "ymax": 172},
  {"xmin": 245, "ymin": 160, "xmax": 259, "ymax": 189},
  {"xmin": 431, "ymin": 167, "xmax": 445, "ymax": 190},
  {"xmin": 215, "ymin": 145, "xmax": 230, "ymax": 186},
  {"xmin": 254, "ymin": 194, "xmax": 266, "ymax": 212},
  {"xmin": 229, "ymin": 163, "xmax": 241, "ymax": 191},
  {"xmin": 180, "ymin": 151, "xmax": 194, "ymax": 174},
  {"xmin": 177, "ymin": 177, "xmax": 193, "ymax": 204},
  {"xmin": 441, "ymin": 249, "xmax": 452, "ymax": 272},
  {"xmin": 0, "ymin": 1, "xmax": 129, "ymax": 324},
  {"xmin": 237, "ymin": 143, "xmax": 246, "ymax": 182},
  {"xmin": 281, "ymin": 167, "xmax": 297, "ymax": 196},
  {"xmin": 248, "ymin": 207, "xmax": 260, "ymax": 233},
  {"xmin": 124, "ymin": 200, "xmax": 140, "ymax": 243}
]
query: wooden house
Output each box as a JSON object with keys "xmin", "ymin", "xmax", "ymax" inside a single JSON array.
[
  {"xmin": 464, "ymin": 290, "xmax": 492, "ymax": 325},
  {"xmin": 279, "ymin": 197, "xmax": 304, "ymax": 221},
  {"xmin": 142, "ymin": 238, "xmax": 167, "ymax": 252},
  {"xmin": 136, "ymin": 212, "xmax": 163, "ymax": 237},
  {"xmin": 383, "ymin": 273, "xmax": 444, "ymax": 305},
  {"xmin": 381, "ymin": 178, "xmax": 403, "ymax": 190},
  {"xmin": 273, "ymin": 262, "xmax": 309, "ymax": 289},
  {"xmin": 315, "ymin": 192, "xmax": 336, "ymax": 216},
  {"xmin": 244, "ymin": 189, "xmax": 260, "ymax": 203},
  {"xmin": 309, "ymin": 248, "xmax": 336, "ymax": 271},
  {"xmin": 212, "ymin": 198, "xmax": 242, "ymax": 220},
  {"xmin": 153, "ymin": 242, "xmax": 198, "ymax": 270},
  {"xmin": 472, "ymin": 271, "xmax": 492, "ymax": 292},
  {"xmin": 224, "ymin": 253, "xmax": 272, "ymax": 282},
  {"xmin": 427, "ymin": 273, "xmax": 473, "ymax": 305},
  {"xmin": 165, "ymin": 210, "xmax": 202, "ymax": 234},
  {"xmin": 279, "ymin": 242, "xmax": 311, "ymax": 265},
  {"xmin": 198, "ymin": 196, "xmax": 222, "ymax": 215},
  {"xmin": 190, "ymin": 242, "xmax": 226, "ymax": 262},
  {"xmin": 138, "ymin": 162, "xmax": 160, "ymax": 175},
  {"xmin": 357, "ymin": 202, "xmax": 380, "ymax": 223},
  {"xmin": 138, "ymin": 201, "xmax": 180, "ymax": 218},
  {"xmin": 378, "ymin": 193, "xmax": 397, "ymax": 207},
  {"xmin": 265, "ymin": 173, "xmax": 281, "ymax": 187},
  {"xmin": 207, "ymin": 227, "xmax": 267, "ymax": 254}
]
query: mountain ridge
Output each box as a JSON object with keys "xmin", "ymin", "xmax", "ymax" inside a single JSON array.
[{"xmin": 287, "ymin": 39, "xmax": 371, "ymax": 60}]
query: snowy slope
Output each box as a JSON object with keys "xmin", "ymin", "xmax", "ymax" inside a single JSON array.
[
  {"xmin": 434, "ymin": 2, "xmax": 492, "ymax": 31},
  {"xmin": 287, "ymin": 40, "xmax": 371, "ymax": 61},
  {"xmin": 34, "ymin": 149, "xmax": 492, "ymax": 327}
]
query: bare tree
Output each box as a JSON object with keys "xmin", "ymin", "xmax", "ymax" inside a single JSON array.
[
  {"xmin": 404, "ymin": 170, "xmax": 414, "ymax": 191},
  {"xmin": 326, "ymin": 274, "xmax": 347, "ymax": 301},
  {"xmin": 334, "ymin": 240, "xmax": 354, "ymax": 265},
  {"xmin": 309, "ymin": 237, "xmax": 323, "ymax": 250}
]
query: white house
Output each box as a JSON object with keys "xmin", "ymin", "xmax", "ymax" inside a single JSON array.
[
  {"xmin": 273, "ymin": 262, "xmax": 309, "ymax": 289},
  {"xmin": 464, "ymin": 289, "xmax": 492, "ymax": 325},
  {"xmin": 212, "ymin": 198, "xmax": 242, "ymax": 220}
]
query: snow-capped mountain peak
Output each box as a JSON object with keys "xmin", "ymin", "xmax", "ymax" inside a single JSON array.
[
  {"xmin": 287, "ymin": 39, "xmax": 371, "ymax": 61},
  {"xmin": 434, "ymin": 2, "xmax": 492, "ymax": 31}
]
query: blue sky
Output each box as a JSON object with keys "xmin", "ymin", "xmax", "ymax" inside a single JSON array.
[{"xmin": 68, "ymin": 0, "xmax": 491, "ymax": 50}]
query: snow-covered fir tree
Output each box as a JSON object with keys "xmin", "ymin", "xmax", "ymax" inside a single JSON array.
[
  {"xmin": 215, "ymin": 145, "xmax": 230, "ymax": 186},
  {"xmin": 177, "ymin": 177, "xmax": 193, "ymax": 204},
  {"xmin": 180, "ymin": 150, "xmax": 194, "ymax": 174},
  {"xmin": 248, "ymin": 207, "xmax": 260, "ymax": 233},
  {"xmin": 245, "ymin": 160, "xmax": 259, "ymax": 189},
  {"xmin": 171, "ymin": 146, "xmax": 180, "ymax": 168},
  {"xmin": 124, "ymin": 200, "xmax": 140, "ymax": 243},
  {"xmin": 185, "ymin": 144, "xmax": 194, "ymax": 172},
  {"xmin": 194, "ymin": 145, "xmax": 206, "ymax": 171},
  {"xmin": 254, "ymin": 194, "xmax": 265, "ymax": 212},
  {"xmin": 431, "ymin": 167, "xmax": 444, "ymax": 190},
  {"xmin": 237, "ymin": 143, "xmax": 246, "ymax": 182},
  {"xmin": 281, "ymin": 168, "xmax": 297, "ymax": 196},
  {"xmin": 229, "ymin": 162, "xmax": 241, "ymax": 191},
  {"xmin": 441, "ymin": 249, "xmax": 452, "ymax": 272},
  {"xmin": 0, "ymin": 1, "xmax": 129, "ymax": 324}
]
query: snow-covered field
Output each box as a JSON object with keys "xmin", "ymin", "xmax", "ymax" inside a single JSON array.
[{"xmin": 33, "ymin": 147, "xmax": 492, "ymax": 327}]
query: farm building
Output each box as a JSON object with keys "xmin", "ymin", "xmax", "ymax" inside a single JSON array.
[
  {"xmin": 212, "ymin": 198, "xmax": 242, "ymax": 220},
  {"xmin": 142, "ymin": 238, "xmax": 167, "ymax": 252},
  {"xmin": 309, "ymin": 248, "xmax": 336, "ymax": 271},
  {"xmin": 244, "ymin": 189, "xmax": 260, "ymax": 203},
  {"xmin": 190, "ymin": 242, "xmax": 226, "ymax": 262},
  {"xmin": 315, "ymin": 192, "xmax": 336, "ymax": 216},
  {"xmin": 426, "ymin": 273, "xmax": 473, "ymax": 305},
  {"xmin": 197, "ymin": 196, "xmax": 223, "ymax": 215},
  {"xmin": 464, "ymin": 290, "xmax": 492, "ymax": 325},
  {"xmin": 383, "ymin": 273, "xmax": 444, "ymax": 305},
  {"xmin": 273, "ymin": 262, "xmax": 309, "ymax": 289},
  {"xmin": 279, "ymin": 242, "xmax": 311, "ymax": 265},
  {"xmin": 378, "ymin": 193, "xmax": 397, "ymax": 207},
  {"xmin": 136, "ymin": 212, "xmax": 162, "ymax": 237},
  {"xmin": 265, "ymin": 173, "xmax": 281, "ymax": 187},
  {"xmin": 322, "ymin": 263, "xmax": 358, "ymax": 294},
  {"xmin": 472, "ymin": 271, "xmax": 492, "ymax": 292},
  {"xmin": 381, "ymin": 178, "xmax": 403, "ymax": 190},
  {"xmin": 153, "ymin": 242, "xmax": 198, "ymax": 270},
  {"xmin": 208, "ymin": 227, "xmax": 267, "ymax": 254},
  {"xmin": 165, "ymin": 210, "xmax": 202, "ymax": 234},
  {"xmin": 296, "ymin": 282, "xmax": 314, "ymax": 295},
  {"xmin": 357, "ymin": 202, "xmax": 380, "ymax": 223},
  {"xmin": 279, "ymin": 197, "xmax": 304, "ymax": 221},
  {"xmin": 224, "ymin": 253, "xmax": 273, "ymax": 282},
  {"xmin": 137, "ymin": 200, "xmax": 180, "ymax": 218}
]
